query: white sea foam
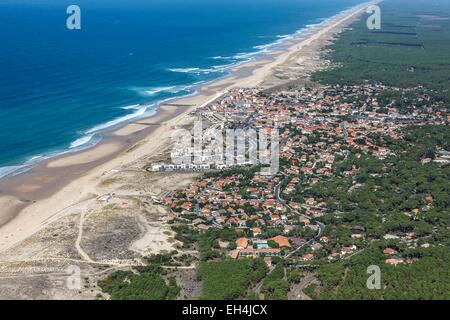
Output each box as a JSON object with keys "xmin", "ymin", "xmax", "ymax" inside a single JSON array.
[
  {"xmin": 211, "ymin": 55, "xmax": 233, "ymax": 60},
  {"xmin": 0, "ymin": 165, "xmax": 29, "ymax": 179},
  {"xmin": 212, "ymin": 62, "xmax": 240, "ymax": 71},
  {"xmin": 232, "ymin": 51, "xmax": 260, "ymax": 60},
  {"xmin": 143, "ymin": 85, "xmax": 193, "ymax": 96},
  {"xmin": 69, "ymin": 134, "xmax": 94, "ymax": 149},
  {"xmin": 0, "ymin": 154, "xmax": 55, "ymax": 179},
  {"xmin": 167, "ymin": 67, "xmax": 202, "ymax": 73},
  {"xmin": 28, "ymin": 155, "xmax": 46, "ymax": 162},
  {"xmin": 252, "ymin": 33, "xmax": 297, "ymax": 52},
  {"xmin": 121, "ymin": 104, "xmax": 141, "ymax": 110},
  {"xmin": 180, "ymin": 13, "xmax": 339, "ymax": 82},
  {"xmin": 0, "ymin": 102, "xmax": 160, "ymax": 180},
  {"xmin": 206, "ymin": 31, "xmax": 315, "ymax": 74},
  {"xmin": 253, "ymin": 43, "xmax": 272, "ymax": 50},
  {"xmin": 145, "ymin": 86, "xmax": 177, "ymax": 96},
  {"xmin": 167, "ymin": 65, "xmax": 231, "ymax": 75},
  {"xmin": 87, "ymin": 104, "xmax": 155, "ymax": 134}
]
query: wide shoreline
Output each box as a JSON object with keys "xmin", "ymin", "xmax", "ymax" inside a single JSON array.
[{"xmin": 0, "ymin": 1, "xmax": 376, "ymax": 253}]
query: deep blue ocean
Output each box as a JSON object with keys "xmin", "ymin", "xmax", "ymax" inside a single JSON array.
[{"xmin": 0, "ymin": 0, "xmax": 364, "ymax": 177}]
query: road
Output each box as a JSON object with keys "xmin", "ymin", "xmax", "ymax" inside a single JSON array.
[
  {"xmin": 288, "ymin": 274, "xmax": 319, "ymax": 300},
  {"xmin": 75, "ymin": 209, "xmax": 95, "ymax": 264},
  {"xmin": 252, "ymin": 179, "xmax": 325, "ymax": 295},
  {"xmin": 274, "ymin": 179, "xmax": 325, "ymax": 242}
]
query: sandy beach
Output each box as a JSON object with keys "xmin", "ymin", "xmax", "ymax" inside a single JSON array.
[{"xmin": 0, "ymin": 1, "xmax": 377, "ymax": 299}]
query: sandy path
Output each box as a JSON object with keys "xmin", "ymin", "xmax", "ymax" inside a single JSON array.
[{"xmin": 75, "ymin": 209, "xmax": 94, "ymax": 264}]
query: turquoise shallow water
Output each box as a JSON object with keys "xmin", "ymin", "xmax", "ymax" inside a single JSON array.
[{"xmin": 0, "ymin": 0, "xmax": 365, "ymax": 177}]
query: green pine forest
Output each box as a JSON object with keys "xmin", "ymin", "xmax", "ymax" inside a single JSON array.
[{"xmin": 312, "ymin": 0, "xmax": 450, "ymax": 106}]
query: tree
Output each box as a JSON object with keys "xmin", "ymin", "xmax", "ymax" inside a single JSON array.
[
  {"xmin": 287, "ymin": 269, "xmax": 302, "ymax": 284},
  {"xmin": 267, "ymin": 240, "xmax": 280, "ymax": 248}
]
